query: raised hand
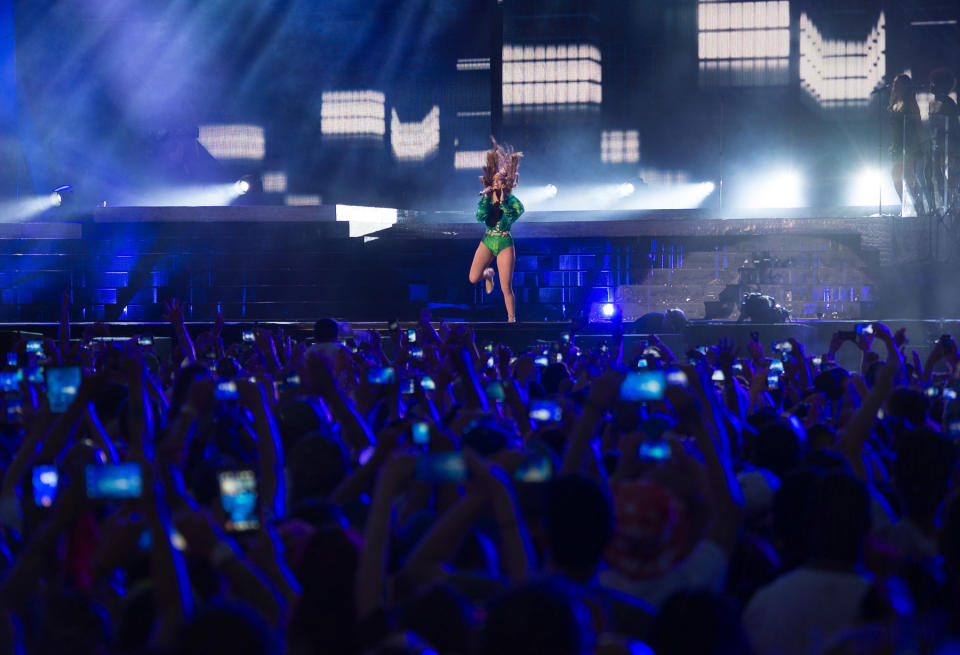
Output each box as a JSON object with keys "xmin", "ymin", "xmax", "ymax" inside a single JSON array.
[
  {"xmin": 746, "ymin": 336, "xmax": 764, "ymax": 365},
  {"xmin": 894, "ymin": 327, "xmax": 909, "ymax": 349},
  {"xmin": 587, "ymin": 368, "xmax": 625, "ymax": 414},
  {"xmin": 495, "ymin": 344, "xmax": 512, "ymax": 380},
  {"xmin": 716, "ymin": 337, "xmax": 736, "ymax": 372},
  {"xmin": 301, "ymin": 351, "xmax": 338, "ymax": 398},
  {"xmin": 870, "ymin": 322, "xmax": 895, "ymax": 345},
  {"xmin": 828, "ymin": 331, "xmax": 843, "ymax": 359},
  {"xmin": 162, "ymin": 298, "xmax": 186, "ymax": 326}
]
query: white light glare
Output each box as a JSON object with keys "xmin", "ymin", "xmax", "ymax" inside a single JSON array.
[
  {"xmin": 335, "ymin": 204, "xmax": 398, "ymax": 238},
  {"xmin": 49, "ymin": 192, "xmax": 62, "ymax": 207},
  {"xmin": 849, "ymin": 167, "xmax": 899, "ymax": 207},
  {"xmin": 235, "ymin": 180, "xmax": 251, "ymax": 195},
  {"xmin": 745, "ymin": 169, "xmax": 804, "ymax": 208},
  {"xmin": 601, "ymin": 303, "xmax": 617, "ymax": 318},
  {"xmin": 618, "ymin": 183, "xmax": 635, "ymax": 197},
  {"xmin": 545, "ymin": 184, "xmax": 558, "ymax": 197}
]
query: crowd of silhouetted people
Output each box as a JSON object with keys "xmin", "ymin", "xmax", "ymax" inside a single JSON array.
[{"xmin": 1, "ymin": 299, "xmax": 960, "ymax": 655}]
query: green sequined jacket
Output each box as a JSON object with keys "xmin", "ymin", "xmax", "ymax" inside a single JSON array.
[{"xmin": 476, "ymin": 194, "xmax": 524, "ymax": 232}]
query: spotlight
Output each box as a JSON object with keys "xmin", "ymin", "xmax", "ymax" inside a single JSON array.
[
  {"xmin": 235, "ymin": 179, "xmax": 251, "ymax": 195},
  {"xmin": 50, "ymin": 185, "xmax": 73, "ymax": 208},
  {"xmin": 545, "ymin": 184, "xmax": 558, "ymax": 198},
  {"xmin": 618, "ymin": 182, "xmax": 635, "ymax": 197},
  {"xmin": 601, "ymin": 303, "xmax": 617, "ymax": 318}
]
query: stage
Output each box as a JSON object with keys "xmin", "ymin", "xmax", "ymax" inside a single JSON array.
[{"xmin": 0, "ymin": 205, "xmax": 955, "ymax": 325}]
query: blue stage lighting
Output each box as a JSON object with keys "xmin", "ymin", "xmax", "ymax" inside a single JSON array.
[{"xmin": 601, "ymin": 303, "xmax": 617, "ymax": 318}]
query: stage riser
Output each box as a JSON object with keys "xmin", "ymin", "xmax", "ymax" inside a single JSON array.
[{"xmin": 0, "ymin": 213, "xmax": 918, "ymax": 321}]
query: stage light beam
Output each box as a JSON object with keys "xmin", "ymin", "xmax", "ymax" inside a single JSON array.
[
  {"xmin": 235, "ymin": 179, "xmax": 251, "ymax": 195},
  {"xmin": 545, "ymin": 184, "xmax": 558, "ymax": 198},
  {"xmin": 601, "ymin": 303, "xmax": 616, "ymax": 318},
  {"xmin": 618, "ymin": 183, "xmax": 635, "ymax": 197},
  {"xmin": 0, "ymin": 189, "xmax": 66, "ymax": 221},
  {"xmin": 120, "ymin": 183, "xmax": 249, "ymax": 207}
]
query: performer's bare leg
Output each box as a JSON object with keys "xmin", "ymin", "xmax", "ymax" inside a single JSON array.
[
  {"xmin": 469, "ymin": 243, "xmax": 495, "ymax": 295},
  {"xmin": 498, "ymin": 245, "xmax": 516, "ymax": 322}
]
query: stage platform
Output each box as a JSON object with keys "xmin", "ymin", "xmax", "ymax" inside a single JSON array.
[{"xmin": 1, "ymin": 205, "xmax": 955, "ymax": 324}]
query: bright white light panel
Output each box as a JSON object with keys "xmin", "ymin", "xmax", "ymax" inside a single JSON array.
[
  {"xmin": 639, "ymin": 168, "xmax": 690, "ymax": 185},
  {"xmin": 799, "ymin": 12, "xmax": 885, "ymax": 107},
  {"xmin": 454, "ymin": 150, "xmax": 487, "ymax": 170},
  {"xmin": 698, "ymin": 1, "xmax": 790, "ymax": 86},
  {"xmin": 261, "ymin": 172, "xmax": 287, "ymax": 193},
  {"xmin": 285, "ymin": 194, "xmax": 321, "ymax": 206},
  {"xmin": 457, "ymin": 57, "xmax": 491, "ymax": 71},
  {"xmin": 321, "ymin": 91, "xmax": 386, "ymax": 137},
  {"xmin": 390, "ymin": 106, "xmax": 440, "ymax": 161},
  {"xmin": 198, "ymin": 125, "xmax": 265, "ymax": 160},
  {"xmin": 502, "ymin": 43, "xmax": 602, "ymax": 106},
  {"xmin": 602, "ymin": 130, "xmax": 640, "ymax": 164}
]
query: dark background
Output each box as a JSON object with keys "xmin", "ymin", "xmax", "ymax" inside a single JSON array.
[{"xmin": 3, "ymin": 0, "xmax": 959, "ymax": 212}]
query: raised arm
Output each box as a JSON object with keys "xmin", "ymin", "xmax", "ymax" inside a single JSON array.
[
  {"xmin": 0, "ymin": 453, "xmax": 87, "ymax": 611},
  {"xmin": 58, "ymin": 290, "xmax": 71, "ymax": 363},
  {"xmin": 163, "ymin": 298, "xmax": 196, "ymax": 364},
  {"xmin": 172, "ymin": 506, "xmax": 282, "ymax": 624},
  {"xmin": 36, "ymin": 372, "xmax": 106, "ymax": 462},
  {"xmin": 837, "ymin": 323, "xmax": 902, "ymax": 479},
  {"xmin": 465, "ymin": 451, "xmax": 535, "ymax": 580},
  {"xmin": 561, "ymin": 368, "xmax": 620, "ymax": 481},
  {"xmin": 237, "ymin": 379, "xmax": 286, "ymax": 521},
  {"xmin": 355, "ymin": 454, "xmax": 416, "ymax": 618},
  {"xmin": 302, "ymin": 352, "xmax": 374, "ymax": 455},
  {"xmin": 143, "ymin": 466, "xmax": 195, "ymax": 650}
]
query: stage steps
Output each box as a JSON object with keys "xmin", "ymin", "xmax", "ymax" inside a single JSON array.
[{"xmin": 614, "ymin": 234, "xmax": 879, "ymax": 321}]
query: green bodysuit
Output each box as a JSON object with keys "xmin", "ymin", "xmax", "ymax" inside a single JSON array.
[{"xmin": 476, "ymin": 194, "xmax": 524, "ymax": 256}]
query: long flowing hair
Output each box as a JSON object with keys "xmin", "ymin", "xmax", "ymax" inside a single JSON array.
[
  {"xmin": 479, "ymin": 137, "xmax": 523, "ymax": 195},
  {"xmin": 888, "ymin": 74, "xmax": 920, "ymax": 114}
]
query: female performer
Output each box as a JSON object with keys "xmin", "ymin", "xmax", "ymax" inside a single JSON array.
[
  {"xmin": 887, "ymin": 73, "xmax": 924, "ymax": 213},
  {"xmin": 468, "ymin": 139, "xmax": 524, "ymax": 323}
]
